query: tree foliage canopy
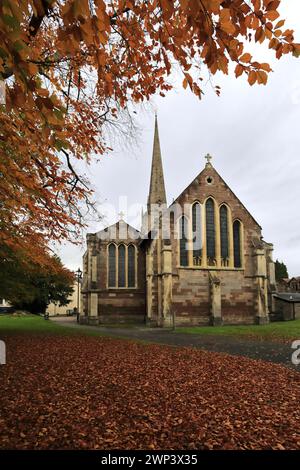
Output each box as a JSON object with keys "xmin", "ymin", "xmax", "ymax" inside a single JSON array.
[
  {"xmin": 0, "ymin": 0, "xmax": 298, "ymax": 263},
  {"xmin": 275, "ymin": 259, "xmax": 289, "ymax": 281},
  {"xmin": 0, "ymin": 249, "xmax": 74, "ymax": 313}
]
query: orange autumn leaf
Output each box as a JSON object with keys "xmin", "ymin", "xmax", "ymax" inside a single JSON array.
[
  {"xmin": 239, "ymin": 53, "xmax": 252, "ymax": 63},
  {"xmin": 266, "ymin": 10, "xmax": 280, "ymax": 22},
  {"xmin": 248, "ymin": 70, "xmax": 257, "ymax": 86},
  {"xmin": 235, "ymin": 64, "xmax": 244, "ymax": 78},
  {"xmin": 256, "ymin": 70, "xmax": 268, "ymax": 85}
]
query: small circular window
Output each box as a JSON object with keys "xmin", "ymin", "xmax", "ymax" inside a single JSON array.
[{"xmin": 206, "ymin": 176, "xmax": 213, "ymax": 184}]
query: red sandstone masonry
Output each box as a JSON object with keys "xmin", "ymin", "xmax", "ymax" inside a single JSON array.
[{"xmin": 168, "ymin": 165, "xmax": 262, "ymax": 324}]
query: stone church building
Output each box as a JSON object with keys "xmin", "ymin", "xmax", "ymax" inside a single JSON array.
[{"xmin": 80, "ymin": 118, "xmax": 276, "ymax": 327}]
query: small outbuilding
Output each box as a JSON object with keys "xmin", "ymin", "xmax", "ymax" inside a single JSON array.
[{"xmin": 272, "ymin": 293, "xmax": 300, "ymax": 321}]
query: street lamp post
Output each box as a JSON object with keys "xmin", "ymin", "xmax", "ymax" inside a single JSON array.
[{"xmin": 75, "ymin": 267, "xmax": 82, "ymax": 323}]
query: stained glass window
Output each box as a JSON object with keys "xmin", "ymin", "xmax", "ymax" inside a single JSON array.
[
  {"xmin": 220, "ymin": 205, "xmax": 229, "ymax": 260},
  {"xmin": 118, "ymin": 244, "xmax": 126, "ymax": 287},
  {"xmin": 128, "ymin": 245, "xmax": 136, "ymax": 288},
  {"xmin": 206, "ymin": 198, "xmax": 215, "ymax": 259},
  {"xmin": 192, "ymin": 202, "xmax": 202, "ymax": 263},
  {"xmin": 108, "ymin": 244, "xmax": 116, "ymax": 287},
  {"xmin": 179, "ymin": 216, "xmax": 189, "ymax": 266},
  {"xmin": 233, "ymin": 220, "xmax": 242, "ymax": 268}
]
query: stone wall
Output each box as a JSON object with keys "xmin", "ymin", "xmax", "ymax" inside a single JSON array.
[
  {"xmin": 166, "ymin": 163, "xmax": 267, "ymax": 325},
  {"xmin": 81, "ymin": 222, "xmax": 146, "ymax": 324},
  {"xmin": 171, "ymin": 268, "xmax": 256, "ymax": 325}
]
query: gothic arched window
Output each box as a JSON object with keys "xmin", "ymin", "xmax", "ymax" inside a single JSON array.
[
  {"xmin": 108, "ymin": 244, "xmax": 116, "ymax": 287},
  {"xmin": 233, "ymin": 220, "xmax": 242, "ymax": 268},
  {"xmin": 118, "ymin": 244, "xmax": 126, "ymax": 287},
  {"xmin": 220, "ymin": 205, "xmax": 229, "ymax": 264},
  {"xmin": 128, "ymin": 245, "xmax": 136, "ymax": 288},
  {"xmin": 205, "ymin": 198, "xmax": 215, "ymax": 263},
  {"xmin": 192, "ymin": 202, "xmax": 202, "ymax": 265},
  {"xmin": 179, "ymin": 216, "xmax": 189, "ymax": 267}
]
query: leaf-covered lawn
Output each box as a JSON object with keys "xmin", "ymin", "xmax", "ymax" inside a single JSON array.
[{"xmin": 0, "ymin": 333, "xmax": 300, "ymax": 450}]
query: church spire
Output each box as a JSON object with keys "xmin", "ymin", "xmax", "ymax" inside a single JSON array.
[{"xmin": 147, "ymin": 115, "xmax": 167, "ymax": 210}]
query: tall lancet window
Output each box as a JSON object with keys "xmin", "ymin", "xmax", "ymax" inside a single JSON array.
[
  {"xmin": 179, "ymin": 216, "xmax": 189, "ymax": 267},
  {"xmin": 108, "ymin": 244, "xmax": 116, "ymax": 287},
  {"xmin": 220, "ymin": 205, "xmax": 229, "ymax": 266},
  {"xmin": 233, "ymin": 220, "xmax": 242, "ymax": 268},
  {"xmin": 205, "ymin": 198, "xmax": 216, "ymax": 265},
  {"xmin": 118, "ymin": 244, "xmax": 126, "ymax": 287},
  {"xmin": 192, "ymin": 202, "xmax": 202, "ymax": 266},
  {"xmin": 128, "ymin": 245, "xmax": 136, "ymax": 288}
]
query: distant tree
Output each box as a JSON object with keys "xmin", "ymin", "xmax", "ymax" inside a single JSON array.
[
  {"xmin": 0, "ymin": 248, "xmax": 74, "ymax": 314},
  {"xmin": 275, "ymin": 259, "xmax": 289, "ymax": 281}
]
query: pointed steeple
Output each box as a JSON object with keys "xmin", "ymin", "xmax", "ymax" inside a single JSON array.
[{"xmin": 147, "ymin": 115, "xmax": 167, "ymax": 210}]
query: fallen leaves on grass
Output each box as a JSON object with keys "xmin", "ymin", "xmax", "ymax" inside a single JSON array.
[{"xmin": 0, "ymin": 334, "xmax": 299, "ymax": 450}]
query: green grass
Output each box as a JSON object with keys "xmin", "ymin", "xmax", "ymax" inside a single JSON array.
[
  {"xmin": 0, "ymin": 315, "xmax": 148, "ymax": 345},
  {"xmin": 1, "ymin": 314, "xmax": 300, "ymax": 343},
  {"xmin": 0, "ymin": 314, "xmax": 105, "ymax": 338},
  {"xmin": 175, "ymin": 320, "xmax": 300, "ymax": 340}
]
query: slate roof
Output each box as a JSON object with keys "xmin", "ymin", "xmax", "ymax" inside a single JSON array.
[{"xmin": 273, "ymin": 293, "xmax": 300, "ymax": 303}]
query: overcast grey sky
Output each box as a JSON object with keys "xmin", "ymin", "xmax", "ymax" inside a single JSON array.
[{"xmin": 56, "ymin": 0, "xmax": 300, "ymax": 277}]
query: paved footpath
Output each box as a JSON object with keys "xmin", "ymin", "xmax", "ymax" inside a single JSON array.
[{"xmin": 51, "ymin": 317, "xmax": 299, "ymax": 370}]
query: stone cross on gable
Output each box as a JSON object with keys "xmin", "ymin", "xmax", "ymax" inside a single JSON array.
[
  {"xmin": 118, "ymin": 211, "xmax": 125, "ymax": 220},
  {"xmin": 205, "ymin": 153, "xmax": 212, "ymax": 165}
]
